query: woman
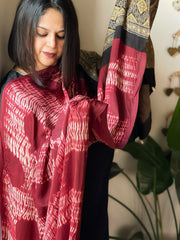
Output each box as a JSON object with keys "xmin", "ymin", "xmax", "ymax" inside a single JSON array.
[{"xmin": 0, "ymin": 0, "xmax": 148, "ymax": 239}]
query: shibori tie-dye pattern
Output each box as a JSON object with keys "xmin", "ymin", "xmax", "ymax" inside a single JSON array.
[{"xmin": 0, "ymin": 0, "xmax": 151, "ymax": 239}]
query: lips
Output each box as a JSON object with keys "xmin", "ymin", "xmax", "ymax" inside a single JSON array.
[{"xmin": 43, "ymin": 51, "xmax": 56, "ymax": 58}]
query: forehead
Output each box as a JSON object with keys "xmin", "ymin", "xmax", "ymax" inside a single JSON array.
[{"xmin": 37, "ymin": 8, "xmax": 64, "ymax": 29}]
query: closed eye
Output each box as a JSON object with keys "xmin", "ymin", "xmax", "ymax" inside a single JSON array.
[
  {"xmin": 57, "ymin": 35, "xmax": 65, "ymax": 40},
  {"xmin": 36, "ymin": 32, "xmax": 47, "ymax": 37},
  {"xmin": 36, "ymin": 32, "xmax": 65, "ymax": 40}
]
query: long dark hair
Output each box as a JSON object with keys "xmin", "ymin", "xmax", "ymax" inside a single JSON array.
[{"xmin": 8, "ymin": 0, "xmax": 80, "ymax": 89}]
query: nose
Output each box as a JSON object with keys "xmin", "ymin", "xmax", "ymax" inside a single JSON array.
[{"xmin": 47, "ymin": 34, "xmax": 56, "ymax": 48}]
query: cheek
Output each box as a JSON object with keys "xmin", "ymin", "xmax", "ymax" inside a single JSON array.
[{"xmin": 34, "ymin": 38, "xmax": 44, "ymax": 54}]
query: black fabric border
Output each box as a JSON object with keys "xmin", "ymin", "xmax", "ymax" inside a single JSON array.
[{"xmin": 101, "ymin": 25, "xmax": 147, "ymax": 68}]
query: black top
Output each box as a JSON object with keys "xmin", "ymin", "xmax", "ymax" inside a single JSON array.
[{"xmin": 0, "ymin": 69, "xmax": 23, "ymax": 109}]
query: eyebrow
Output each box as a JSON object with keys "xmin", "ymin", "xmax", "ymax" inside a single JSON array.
[{"xmin": 37, "ymin": 26, "xmax": 65, "ymax": 33}]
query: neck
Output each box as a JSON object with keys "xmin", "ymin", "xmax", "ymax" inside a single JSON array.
[{"xmin": 14, "ymin": 66, "xmax": 28, "ymax": 75}]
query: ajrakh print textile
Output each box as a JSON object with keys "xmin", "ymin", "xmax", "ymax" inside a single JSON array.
[
  {"xmin": 103, "ymin": 0, "xmax": 150, "ymax": 53},
  {"xmin": 0, "ymin": 1, "xmax": 151, "ymax": 240}
]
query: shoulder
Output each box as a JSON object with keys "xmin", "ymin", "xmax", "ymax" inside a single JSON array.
[
  {"xmin": 1, "ymin": 73, "xmax": 63, "ymax": 128},
  {"xmin": 0, "ymin": 69, "xmax": 23, "ymax": 110},
  {"xmin": 2, "ymin": 72, "xmax": 39, "ymax": 103},
  {"xmin": 0, "ymin": 68, "xmax": 23, "ymax": 94},
  {"xmin": 0, "ymin": 69, "xmax": 22, "ymax": 88}
]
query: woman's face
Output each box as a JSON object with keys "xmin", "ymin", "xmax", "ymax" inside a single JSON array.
[{"xmin": 34, "ymin": 8, "xmax": 65, "ymax": 71}]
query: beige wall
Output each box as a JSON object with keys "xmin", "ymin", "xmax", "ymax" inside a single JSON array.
[
  {"xmin": 73, "ymin": 0, "xmax": 116, "ymax": 54},
  {"xmin": 0, "ymin": 0, "xmax": 180, "ymax": 238},
  {"xmin": 0, "ymin": 0, "xmax": 19, "ymax": 78}
]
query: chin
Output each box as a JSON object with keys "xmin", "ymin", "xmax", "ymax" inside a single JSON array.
[{"xmin": 37, "ymin": 61, "xmax": 58, "ymax": 70}]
